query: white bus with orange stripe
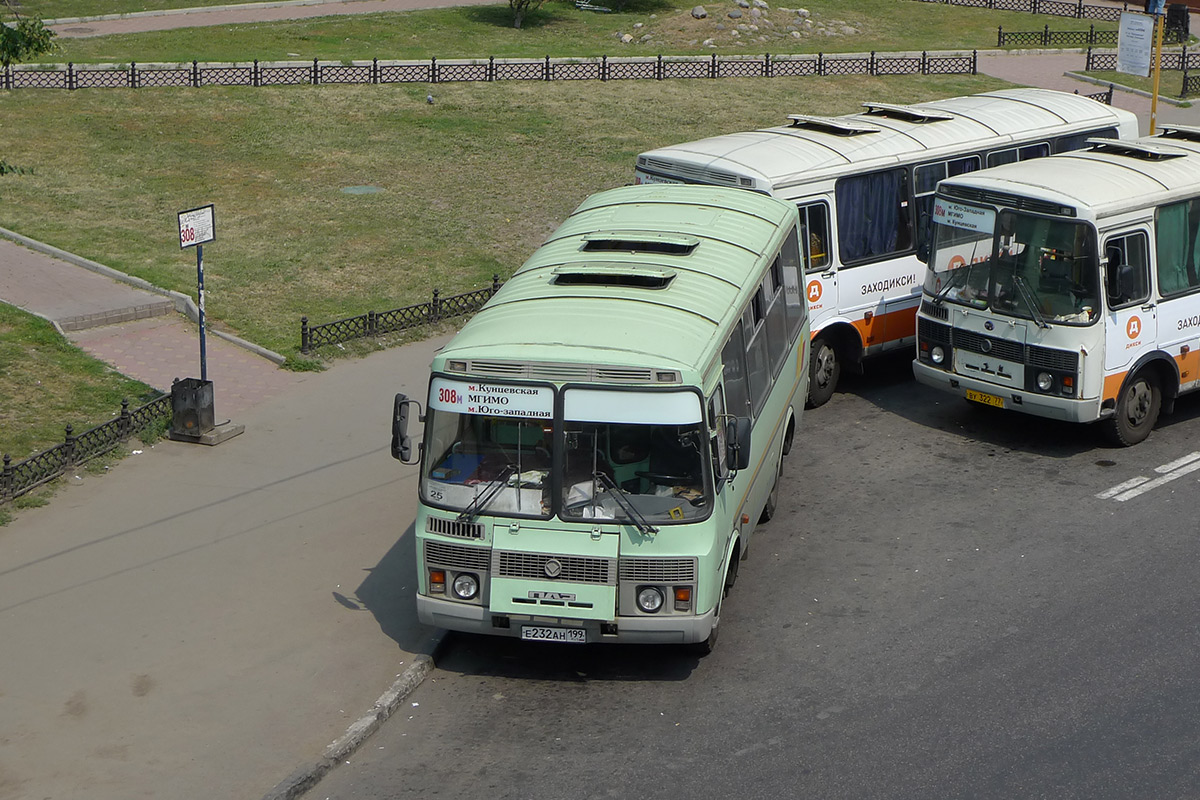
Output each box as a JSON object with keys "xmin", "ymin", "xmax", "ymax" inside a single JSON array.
[
  {"xmin": 914, "ymin": 128, "xmax": 1200, "ymax": 445},
  {"xmin": 634, "ymin": 88, "xmax": 1138, "ymax": 407}
]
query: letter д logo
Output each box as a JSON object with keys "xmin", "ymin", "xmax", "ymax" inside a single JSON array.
[
  {"xmin": 807, "ymin": 280, "xmax": 822, "ymax": 302},
  {"xmin": 1127, "ymin": 316, "xmax": 1141, "ymax": 340}
]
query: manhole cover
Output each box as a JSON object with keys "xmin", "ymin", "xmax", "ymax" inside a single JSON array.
[{"xmin": 341, "ymin": 185, "xmax": 382, "ymax": 195}]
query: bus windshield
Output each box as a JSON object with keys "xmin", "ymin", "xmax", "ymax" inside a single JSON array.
[
  {"xmin": 926, "ymin": 198, "xmax": 1099, "ymax": 326},
  {"xmin": 420, "ymin": 380, "xmax": 712, "ymax": 523},
  {"xmin": 561, "ymin": 388, "xmax": 711, "ymax": 525}
]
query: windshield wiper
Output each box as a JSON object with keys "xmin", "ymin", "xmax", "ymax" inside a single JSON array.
[
  {"xmin": 594, "ymin": 472, "xmax": 659, "ymax": 536},
  {"xmin": 457, "ymin": 463, "xmax": 517, "ymax": 522},
  {"xmin": 1013, "ymin": 276, "xmax": 1050, "ymax": 329},
  {"xmin": 931, "ymin": 266, "xmax": 969, "ymax": 306}
]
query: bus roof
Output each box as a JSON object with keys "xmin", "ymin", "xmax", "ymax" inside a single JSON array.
[
  {"xmin": 635, "ymin": 88, "xmax": 1139, "ymax": 191},
  {"xmin": 434, "ymin": 184, "xmax": 797, "ymax": 383},
  {"xmin": 936, "ymin": 133, "xmax": 1200, "ymax": 219}
]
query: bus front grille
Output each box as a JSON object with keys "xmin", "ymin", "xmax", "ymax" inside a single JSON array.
[
  {"xmin": 426, "ymin": 516, "xmax": 485, "ymax": 540},
  {"xmin": 953, "ymin": 329, "xmax": 1025, "ymax": 363},
  {"xmin": 425, "ymin": 540, "xmax": 491, "ymax": 571},
  {"xmin": 1027, "ymin": 345, "xmax": 1079, "ymax": 372},
  {"xmin": 918, "ymin": 317, "xmax": 952, "ymax": 345},
  {"xmin": 920, "ymin": 300, "xmax": 949, "ymax": 321},
  {"xmin": 494, "ymin": 550, "xmax": 616, "ymax": 585},
  {"xmin": 618, "ymin": 557, "xmax": 697, "ymax": 582}
]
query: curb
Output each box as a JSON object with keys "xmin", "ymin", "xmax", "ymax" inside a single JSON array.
[
  {"xmin": 1064, "ymin": 70, "xmax": 1192, "ymax": 106},
  {"xmin": 0, "ymin": 225, "xmax": 288, "ymax": 366},
  {"xmin": 260, "ymin": 630, "xmax": 449, "ymax": 800}
]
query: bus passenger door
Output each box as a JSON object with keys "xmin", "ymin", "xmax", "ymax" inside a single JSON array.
[
  {"xmin": 798, "ymin": 201, "xmax": 836, "ymax": 335},
  {"xmin": 1103, "ymin": 230, "xmax": 1157, "ymax": 396}
]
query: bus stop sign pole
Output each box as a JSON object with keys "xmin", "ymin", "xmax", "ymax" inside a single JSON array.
[{"xmin": 177, "ymin": 204, "xmax": 216, "ymax": 381}]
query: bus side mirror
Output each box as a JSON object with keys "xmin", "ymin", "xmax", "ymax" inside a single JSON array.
[
  {"xmin": 725, "ymin": 416, "xmax": 753, "ymax": 471},
  {"xmin": 1105, "ymin": 257, "xmax": 1133, "ymax": 303},
  {"xmin": 391, "ymin": 393, "xmax": 424, "ymax": 465}
]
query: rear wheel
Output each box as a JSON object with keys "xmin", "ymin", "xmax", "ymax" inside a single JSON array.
[
  {"xmin": 807, "ymin": 336, "xmax": 840, "ymax": 408},
  {"xmin": 1103, "ymin": 371, "xmax": 1161, "ymax": 447}
]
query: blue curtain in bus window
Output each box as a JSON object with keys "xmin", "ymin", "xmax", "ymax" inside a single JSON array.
[{"xmin": 836, "ymin": 169, "xmax": 905, "ymax": 263}]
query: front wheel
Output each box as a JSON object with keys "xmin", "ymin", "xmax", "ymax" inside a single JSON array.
[
  {"xmin": 758, "ymin": 459, "xmax": 780, "ymax": 523},
  {"xmin": 689, "ymin": 558, "xmax": 736, "ymax": 656},
  {"xmin": 807, "ymin": 336, "xmax": 840, "ymax": 408},
  {"xmin": 1103, "ymin": 371, "xmax": 1161, "ymax": 447}
]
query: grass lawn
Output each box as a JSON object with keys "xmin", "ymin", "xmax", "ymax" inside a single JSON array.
[
  {"xmin": 1, "ymin": 74, "xmax": 1007, "ymax": 363},
  {"xmin": 0, "ymin": 0, "xmax": 1026, "ymax": 475},
  {"xmin": 0, "ymin": 303, "xmax": 160, "ymax": 460},
  {"xmin": 26, "ymin": 0, "xmax": 1115, "ymax": 64}
]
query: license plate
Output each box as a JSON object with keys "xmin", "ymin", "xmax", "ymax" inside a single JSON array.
[
  {"xmin": 966, "ymin": 388, "xmax": 1005, "ymax": 408},
  {"xmin": 521, "ymin": 626, "xmax": 586, "ymax": 643}
]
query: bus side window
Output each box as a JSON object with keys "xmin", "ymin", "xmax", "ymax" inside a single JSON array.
[
  {"xmin": 1156, "ymin": 199, "xmax": 1200, "ymax": 296},
  {"xmin": 798, "ymin": 202, "xmax": 831, "ymax": 272},
  {"xmin": 721, "ymin": 323, "xmax": 752, "ymax": 419},
  {"xmin": 1105, "ymin": 232, "xmax": 1150, "ymax": 308},
  {"xmin": 835, "ymin": 168, "xmax": 912, "ymax": 265},
  {"xmin": 743, "ymin": 305, "xmax": 771, "ymax": 417},
  {"xmin": 778, "ymin": 227, "xmax": 807, "ymax": 338},
  {"xmin": 708, "ymin": 386, "xmax": 729, "ymax": 486}
]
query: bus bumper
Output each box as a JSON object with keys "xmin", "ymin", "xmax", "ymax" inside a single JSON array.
[
  {"xmin": 418, "ymin": 594, "xmax": 717, "ymax": 645},
  {"xmin": 913, "ymin": 360, "xmax": 1101, "ymax": 423}
]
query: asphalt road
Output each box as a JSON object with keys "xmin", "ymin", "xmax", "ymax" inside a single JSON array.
[{"xmin": 309, "ymin": 352, "xmax": 1200, "ymax": 799}]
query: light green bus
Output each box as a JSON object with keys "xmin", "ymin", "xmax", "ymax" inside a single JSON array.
[{"xmin": 391, "ymin": 183, "xmax": 810, "ymax": 653}]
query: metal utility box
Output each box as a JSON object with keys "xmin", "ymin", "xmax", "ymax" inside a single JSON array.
[{"xmin": 171, "ymin": 378, "xmax": 215, "ymax": 437}]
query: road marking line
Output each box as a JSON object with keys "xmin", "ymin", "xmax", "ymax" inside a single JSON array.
[
  {"xmin": 1095, "ymin": 476, "xmax": 1150, "ymax": 499},
  {"xmin": 1111, "ymin": 459, "xmax": 1200, "ymax": 502},
  {"xmin": 1155, "ymin": 451, "xmax": 1200, "ymax": 474}
]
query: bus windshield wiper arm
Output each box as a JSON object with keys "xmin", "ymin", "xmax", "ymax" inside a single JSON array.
[
  {"xmin": 1013, "ymin": 276, "xmax": 1050, "ymax": 329},
  {"xmin": 594, "ymin": 472, "xmax": 659, "ymax": 536},
  {"xmin": 931, "ymin": 265, "xmax": 970, "ymax": 306},
  {"xmin": 457, "ymin": 463, "xmax": 517, "ymax": 522}
]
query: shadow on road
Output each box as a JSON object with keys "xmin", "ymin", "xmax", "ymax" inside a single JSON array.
[{"xmin": 816, "ymin": 349, "xmax": 1200, "ymax": 459}]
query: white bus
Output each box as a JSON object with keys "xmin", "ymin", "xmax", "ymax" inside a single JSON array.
[
  {"xmin": 914, "ymin": 127, "xmax": 1200, "ymax": 445},
  {"xmin": 635, "ymin": 88, "xmax": 1139, "ymax": 407},
  {"xmin": 392, "ymin": 184, "xmax": 810, "ymax": 652}
]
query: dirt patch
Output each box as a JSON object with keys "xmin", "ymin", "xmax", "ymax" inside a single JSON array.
[{"xmin": 611, "ymin": 3, "xmax": 862, "ymax": 49}]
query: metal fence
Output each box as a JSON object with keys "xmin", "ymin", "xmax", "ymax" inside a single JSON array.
[
  {"xmin": 998, "ymin": 24, "xmax": 1187, "ymax": 47},
  {"xmin": 1, "ymin": 394, "xmax": 172, "ymax": 505},
  {"xmin": 3, "ymin": 51, "xmax": 979, "ymax": 91},
  {"xmin": 301, "ymin": 276, "xmax": 504, "ymax": 353},
  {"xmin": 919, "ymin": 0, "xmax": 1127, "ymax": 22},
  {"xmin": 1086, "ymin": 45, "xmax": 1200, "ymax": 95}
]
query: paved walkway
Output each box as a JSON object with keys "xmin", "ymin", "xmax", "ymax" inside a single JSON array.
[{"xmin": 4, "ymin": 4, "xmax": 1200, "ymax": 798}]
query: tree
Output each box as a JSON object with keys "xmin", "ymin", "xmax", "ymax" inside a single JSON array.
[
  {"xmin": 1, "ymin": 0, "xmax": 56, "ymax": 69},
  {"xmin": 508, "ymin": 0, "xmax": 544, "ymax": 29}
]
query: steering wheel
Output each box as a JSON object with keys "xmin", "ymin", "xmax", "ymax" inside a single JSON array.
[{"xmin": 636, "ymin": 471, "xmax": 692, "ymax": 486}]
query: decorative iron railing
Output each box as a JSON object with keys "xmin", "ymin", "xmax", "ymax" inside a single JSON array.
[
  {"xmin": 3, "ymin": 51, "xmax": 978, "ymax": 91},
  {"xmin": 1, "ymin": 394, "xmax": 172, "ymax": 505},
  {"xmin": 999, "ymin": 24, "xmax": 1186, "ymax": 47},
  {"xmin": 301, "ymin": 276, "xmax": 504, "ymax": 353},
  {"xmin": 917, "ymin": 0, "xmax": 1128, "ymax": 23}
]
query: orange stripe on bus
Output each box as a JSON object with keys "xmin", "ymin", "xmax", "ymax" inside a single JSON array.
[{"xmin": 1103, "ymin": 370, "xmax": 1128, "ymax": 404}]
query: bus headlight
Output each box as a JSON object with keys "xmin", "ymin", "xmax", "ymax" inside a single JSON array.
[
  {"xmin": 931, "ymin": 345, "xmax": 946, "ymax": 365},
  {"xmin": 1036, "ymin": 372, "xmax": 1054, "ymax": 392},
  {"xmin": 636, "ymin": 586, "xmax": 665, "ymax": 613},
  {"xmin": 452, "ymin": 573, "xmax": 479, "ymax": 600}
]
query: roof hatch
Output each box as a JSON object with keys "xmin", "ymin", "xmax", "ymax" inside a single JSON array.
[
  {"xmin": 860, "ymin": 101, "xmax": 955, "ymax": 123},
  {"xmin": 1087, "ymin": 138, "xmax": 1187, "ymax": 160},
  {"xmin": 551, "ymin": 263, "xmax": 678, "ymax": 289},
  {"xmin": 786, "ymin": 114, "xmax": 881, "ymax": 135},
  {"xmin": 1155, "ymin": 123, "xmax": 1200, "ymax": 143},
  {"xmin": 581, "ymin": 231, "xmax": 700, "ymax": 256}
]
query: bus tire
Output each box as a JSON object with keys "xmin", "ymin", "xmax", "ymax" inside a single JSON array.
[
  {"xmin": 781, "ymin": 414, "xmax": 795, "ymax": 456},
  {"xmin": 759, "ymin": 459, "xmax": 781, "ymax": 523},
  {"xmin": 807, "ymin": 336, "xmax": 840, "ymax": 408},
  {"xmin": 1103, "ymin": 371, "xmax": 1161, "ymax": 447},
  {"xmin": 691, "ymin": 557, "xmax": 736, "ymax": 656}
]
